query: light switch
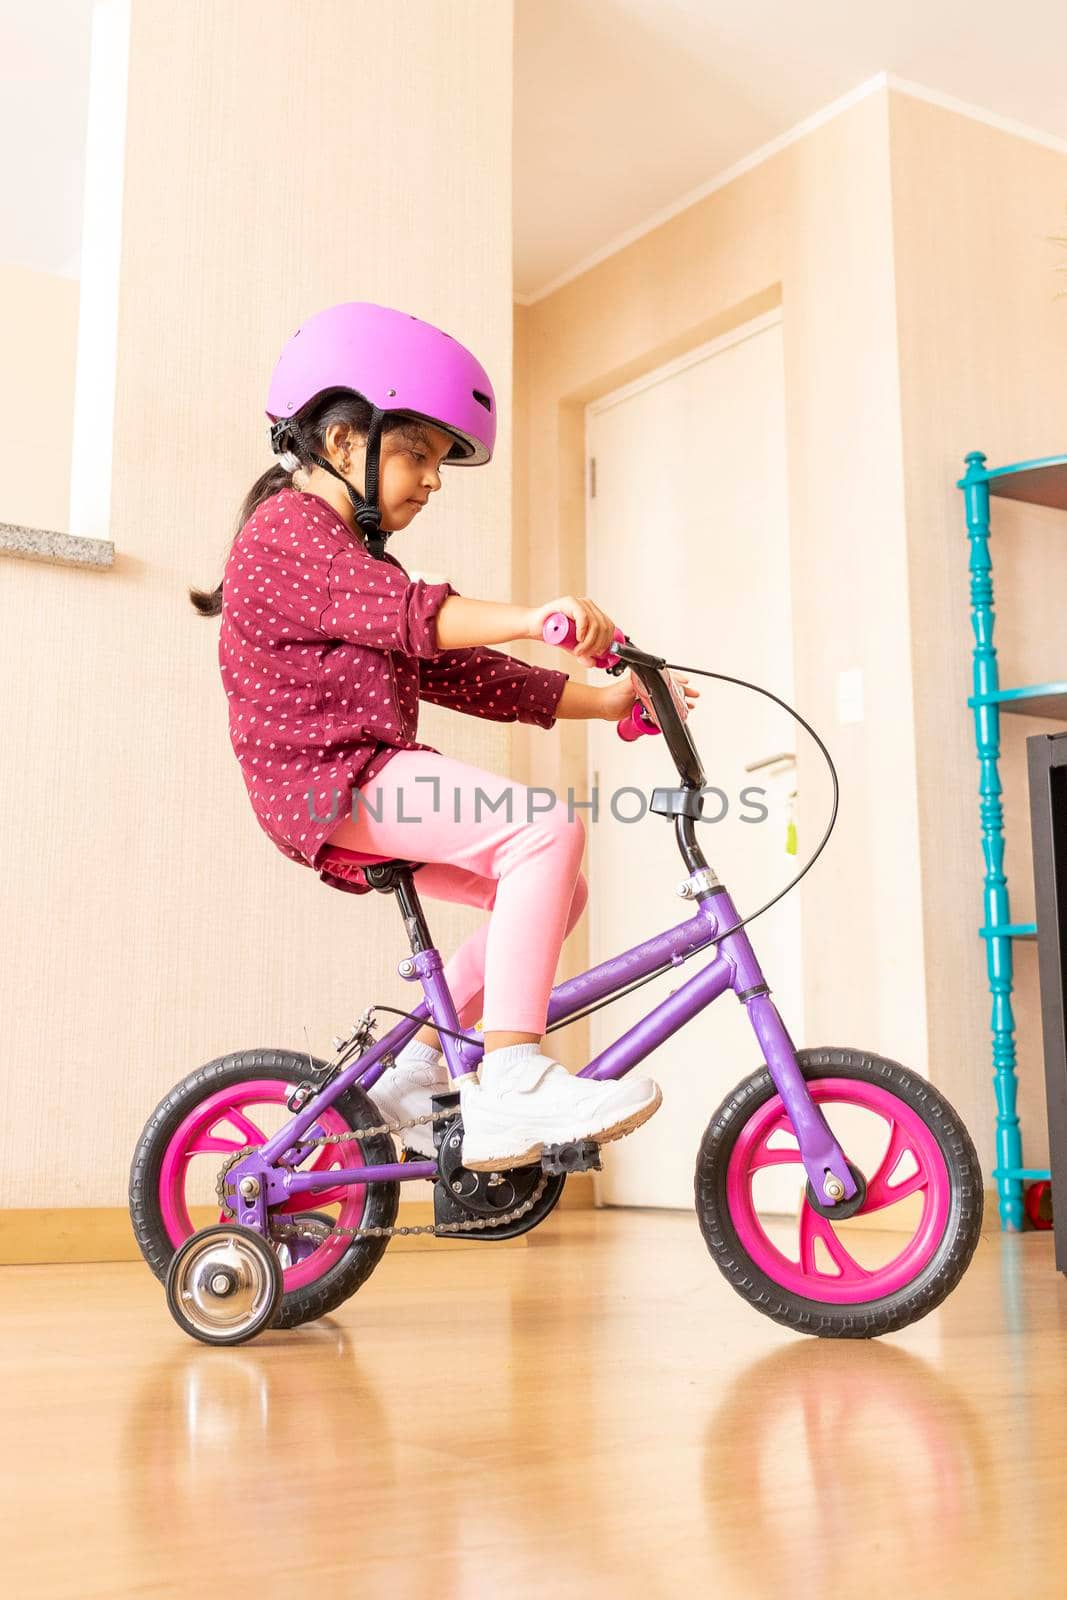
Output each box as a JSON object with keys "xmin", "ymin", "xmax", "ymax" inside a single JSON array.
[{"xmin": 836, "ymin": 668, "xmax": 864, "ymax": 725}]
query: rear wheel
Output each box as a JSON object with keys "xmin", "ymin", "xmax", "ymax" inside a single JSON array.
[
  {"xmin": 129, "ymin": 1049, "xmax": 401, "ymax": 1329},
  {"xmin": 695, "ymin": 1047, "xmax": 983, "ymax": 1338}
]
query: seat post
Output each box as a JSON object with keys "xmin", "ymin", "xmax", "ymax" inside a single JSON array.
[{"xmin": 363, "ymin": 861, "xmax": 433, "ymax": 955}]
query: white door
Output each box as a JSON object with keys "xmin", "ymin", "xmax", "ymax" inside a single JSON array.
[{"xmin": 586, "ymin": 312, "xmax": 804, "ymax": 1209}]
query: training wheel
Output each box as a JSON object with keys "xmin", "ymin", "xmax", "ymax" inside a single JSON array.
[{"xmin": 165, "ymin": 1224, "xmax": 283, "ymax": 1346}]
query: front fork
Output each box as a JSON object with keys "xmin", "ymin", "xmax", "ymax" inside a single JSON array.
[
  {"xmin": 701, "ymin": 879, "xmax": 857, "ymax": 1205},
  {"xmin": 745, "ymin": 993, "xmax": 857, "ymax": 1204}
]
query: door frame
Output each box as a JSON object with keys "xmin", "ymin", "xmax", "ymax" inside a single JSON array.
[{"xmin": 583, "ymin": 306, "xmax": 783, "ymax": 446}]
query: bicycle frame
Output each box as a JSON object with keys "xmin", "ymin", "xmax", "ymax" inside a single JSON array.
[{"xmin": 226, "ymin": 641, "xmax": 858, "ymax": 1234}]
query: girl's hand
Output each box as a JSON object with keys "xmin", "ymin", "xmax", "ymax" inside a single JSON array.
[
  {"xmin": 598, "ymin": 669, "xmax": 700, "ymax": 724},
  {"xmin": 525, "ymin": 595, "xmax": 618, "ymax": 668}
]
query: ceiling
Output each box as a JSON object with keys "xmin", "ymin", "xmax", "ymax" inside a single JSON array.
[
  {"xmin": 5, "ymin": 1, "xmax": 1067, "ymax": 304},
  {"xmin": 514, "ymin": 0, "xmax": 1067, "ymax": 301}
]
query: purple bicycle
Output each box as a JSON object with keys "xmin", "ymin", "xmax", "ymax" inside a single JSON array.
[{"xmin": 130, "ymin": 615, "xmax": 983, "ymax": 1344}]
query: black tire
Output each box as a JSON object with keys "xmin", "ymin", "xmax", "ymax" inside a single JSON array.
[
  {"xmin": 129, "ymin": 1049, "xmax": 399, "ymax": 1330},
  {"xmin": 694, "ymin": 1046, "xmax": 984, "ymax": 1339}
]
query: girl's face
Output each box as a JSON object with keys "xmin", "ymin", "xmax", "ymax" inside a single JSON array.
[
  {"xmin": 295, "ymin": 418, "xmax": 458, "ymax": 541},
  {"xmin": 377, "ymin": 422, "xmax": 456, "ymax": 532}
]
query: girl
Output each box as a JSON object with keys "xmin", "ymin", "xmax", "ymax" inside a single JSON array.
[{"xmin": 191, "ymin": 301, "xmax": 697, "ymax": 1172}]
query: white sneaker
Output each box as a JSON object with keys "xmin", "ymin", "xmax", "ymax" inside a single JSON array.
[
  {"xmin": 460, "ymin": 1044, "xmax": 662, "ymax": 1171},
  {"xmin": 368, "ymin": 1040, "xmax": 451, "ymax": 1158}
]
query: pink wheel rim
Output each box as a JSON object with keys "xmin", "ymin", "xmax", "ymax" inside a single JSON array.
[
  {"xmin": 158, "ymin": 1079, "xmax": 370, "ymax": 1292},
  {"xmin": 725, "ymin": 1077, "xmax": 952, "ymax": 1304}
]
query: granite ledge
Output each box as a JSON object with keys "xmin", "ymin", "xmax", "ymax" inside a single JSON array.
[{"xmin": 0, "ymin": 522, "xmax": 114, "ymax": 569}]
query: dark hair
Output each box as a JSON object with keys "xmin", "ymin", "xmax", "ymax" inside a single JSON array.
[{"xmin": 188, "ymin": 390, "xmax": 429, "ymax": 617}]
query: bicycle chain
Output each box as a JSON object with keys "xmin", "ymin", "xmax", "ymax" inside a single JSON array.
[{"xmin": 215, "ymin": 1104, "xmax": 549, "ymax": 1244}]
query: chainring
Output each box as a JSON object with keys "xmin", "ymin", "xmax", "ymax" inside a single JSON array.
[{"xmin": 435, "ymin": 1113, "xmax": 547, "ymax": 1217}]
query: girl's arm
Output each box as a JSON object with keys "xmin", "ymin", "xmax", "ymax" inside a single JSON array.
[
  {"xmin": 432, "ymin": 595, "xmax": 530, "ymax": 651},
  {"xmin": 552, "ymin": 678, "xmax": 628, "ymax": 720},
  {"xmin": 418, "ymin": 638, "xmax": 569, "ymax": 729},
  {"xmin": 433, "ymin": 596, "xmax": 662, "ymax": 723},
  {"xmin": 435, "ymin": 592, "xmax": 621, "ymax": 670}
]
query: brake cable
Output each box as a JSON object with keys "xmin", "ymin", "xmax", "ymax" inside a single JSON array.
[
  {"xmin": 542, "ymin": 660, "xmax": 841, "ymax": 1036},
  {"xmin": 661, "ymin": 659, "xmax": 840, "ymax": 929}
]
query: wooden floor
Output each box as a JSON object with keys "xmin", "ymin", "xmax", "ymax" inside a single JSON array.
[{"xmin": 3, "ymin": 1208, "xmax": 1067, "ymax": 1598}]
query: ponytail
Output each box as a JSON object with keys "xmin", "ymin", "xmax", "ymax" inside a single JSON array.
[
  {"xmin": 188, "ymin": 463, "xmax": 293, "ymax": 616},
  {"xmin": 189, "ymin": 391, "xmax": 421, "ymax": 617}
]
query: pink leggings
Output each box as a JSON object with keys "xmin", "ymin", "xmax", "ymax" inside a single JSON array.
[{"xmin": 324, "ymin": 750, "xmax": 588, "ymax": 1035}]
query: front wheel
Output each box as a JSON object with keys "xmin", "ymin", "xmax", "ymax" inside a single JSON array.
[{"xmin": 695, "ymin": 1047, "xmax": 984, "ymax": 1338}]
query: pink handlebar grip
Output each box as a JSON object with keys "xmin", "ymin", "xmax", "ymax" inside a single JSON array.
[
  {"xmin": 541, "ymin": 611, "xmax": 663, "ymax": 741},
  {"xmin": 617, "ymin": 702, "xmax": 661, "ymax": 742},
  {"xmin": 541, "ymin": 611, "xmax": 625, "ymax": 670}
]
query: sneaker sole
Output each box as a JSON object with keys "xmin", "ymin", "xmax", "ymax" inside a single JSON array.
[{"xmin": 461, "ymin": 1083, "xmax": 663, "ymax": 1172}]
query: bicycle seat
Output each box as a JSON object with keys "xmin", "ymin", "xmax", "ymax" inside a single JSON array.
[
  {"xmin": 317, "ymin": 844, "xmax": 428, "ymax": 891},
  {"xmin": 319, "ymin": 844, "xmax": 406, "ymax": 870},
  {"xmin": 318, "ymin": 844, "xmax": 428, "ymax": 907},
  {"xmin": 316, "ymin": 838, "xmax": 425, "ymax": 876}
]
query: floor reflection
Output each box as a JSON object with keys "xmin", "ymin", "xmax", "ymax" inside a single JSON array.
[
  {"xmin": 121, "ymin": 1320, "xmax": 397, "ymax": 1548},
  {"xmin": 703, "ymin": 1340, "xmax": 996, "ymax": 1593}
]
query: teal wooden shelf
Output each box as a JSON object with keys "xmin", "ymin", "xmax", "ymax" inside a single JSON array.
[
  {"xmin": 979, "ymin": 454, "xmax": 1067, "ymax": 511},
  {"xmin": 970, "ymin": 682, "xmax": 1067, "ymax": 720},
  {"xmin": 959, "ymin": 449, "xmax": 1065, "ymax": 1231}
]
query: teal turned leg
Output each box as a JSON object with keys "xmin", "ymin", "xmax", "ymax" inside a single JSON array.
[{"xmin": 963, "ymin": 450, "xmax": 1024, "ymax": 1230}]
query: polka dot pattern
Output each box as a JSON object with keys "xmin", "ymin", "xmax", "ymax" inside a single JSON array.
[{"xmin": 218, "ymin": 487, "xmax": 570, "ymax": 895}]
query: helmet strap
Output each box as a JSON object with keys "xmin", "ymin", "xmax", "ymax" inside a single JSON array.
[
  {"xmin": 275, "ymin": 408, "xmax": 391, "ymax": 561},
  {"xmin": 355, "ymin": 407, "xmax": 387, "ymax": 559}
]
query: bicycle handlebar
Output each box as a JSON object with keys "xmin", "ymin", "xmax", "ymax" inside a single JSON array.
[{"xmin": 541, "ymin": 612, "xmax": 666, "ymax": 743}]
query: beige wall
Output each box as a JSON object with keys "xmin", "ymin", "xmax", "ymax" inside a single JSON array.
[
  {"xmin": 515, "ymin": 85, "xmax": 1067, "ymax": 1179},
  {"xmin": 1, "ymin": 0, "xmax": 516, "ymax": 1209},
  {"xmin": 0, "ymin": 262, "xmax": 79, "ymax": 532}
]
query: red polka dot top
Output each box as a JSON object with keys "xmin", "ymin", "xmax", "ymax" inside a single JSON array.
[{"xmin": 218, "ymin": 487, "xmax": 570, "ymax": 895}]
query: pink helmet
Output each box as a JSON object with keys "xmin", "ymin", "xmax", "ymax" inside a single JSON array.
[
  {"xmin": 265, "ymin": 301, "xmax": 497, "ymax": 558},
  {"xmin": 267, "ymin": 301, "xmax": 496, "ymax": 463}
]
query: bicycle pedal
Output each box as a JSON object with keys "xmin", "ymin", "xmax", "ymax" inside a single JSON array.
[{"xmin": 540, "ymin": 1140, "xmax": 602, "ymax": 1175}]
